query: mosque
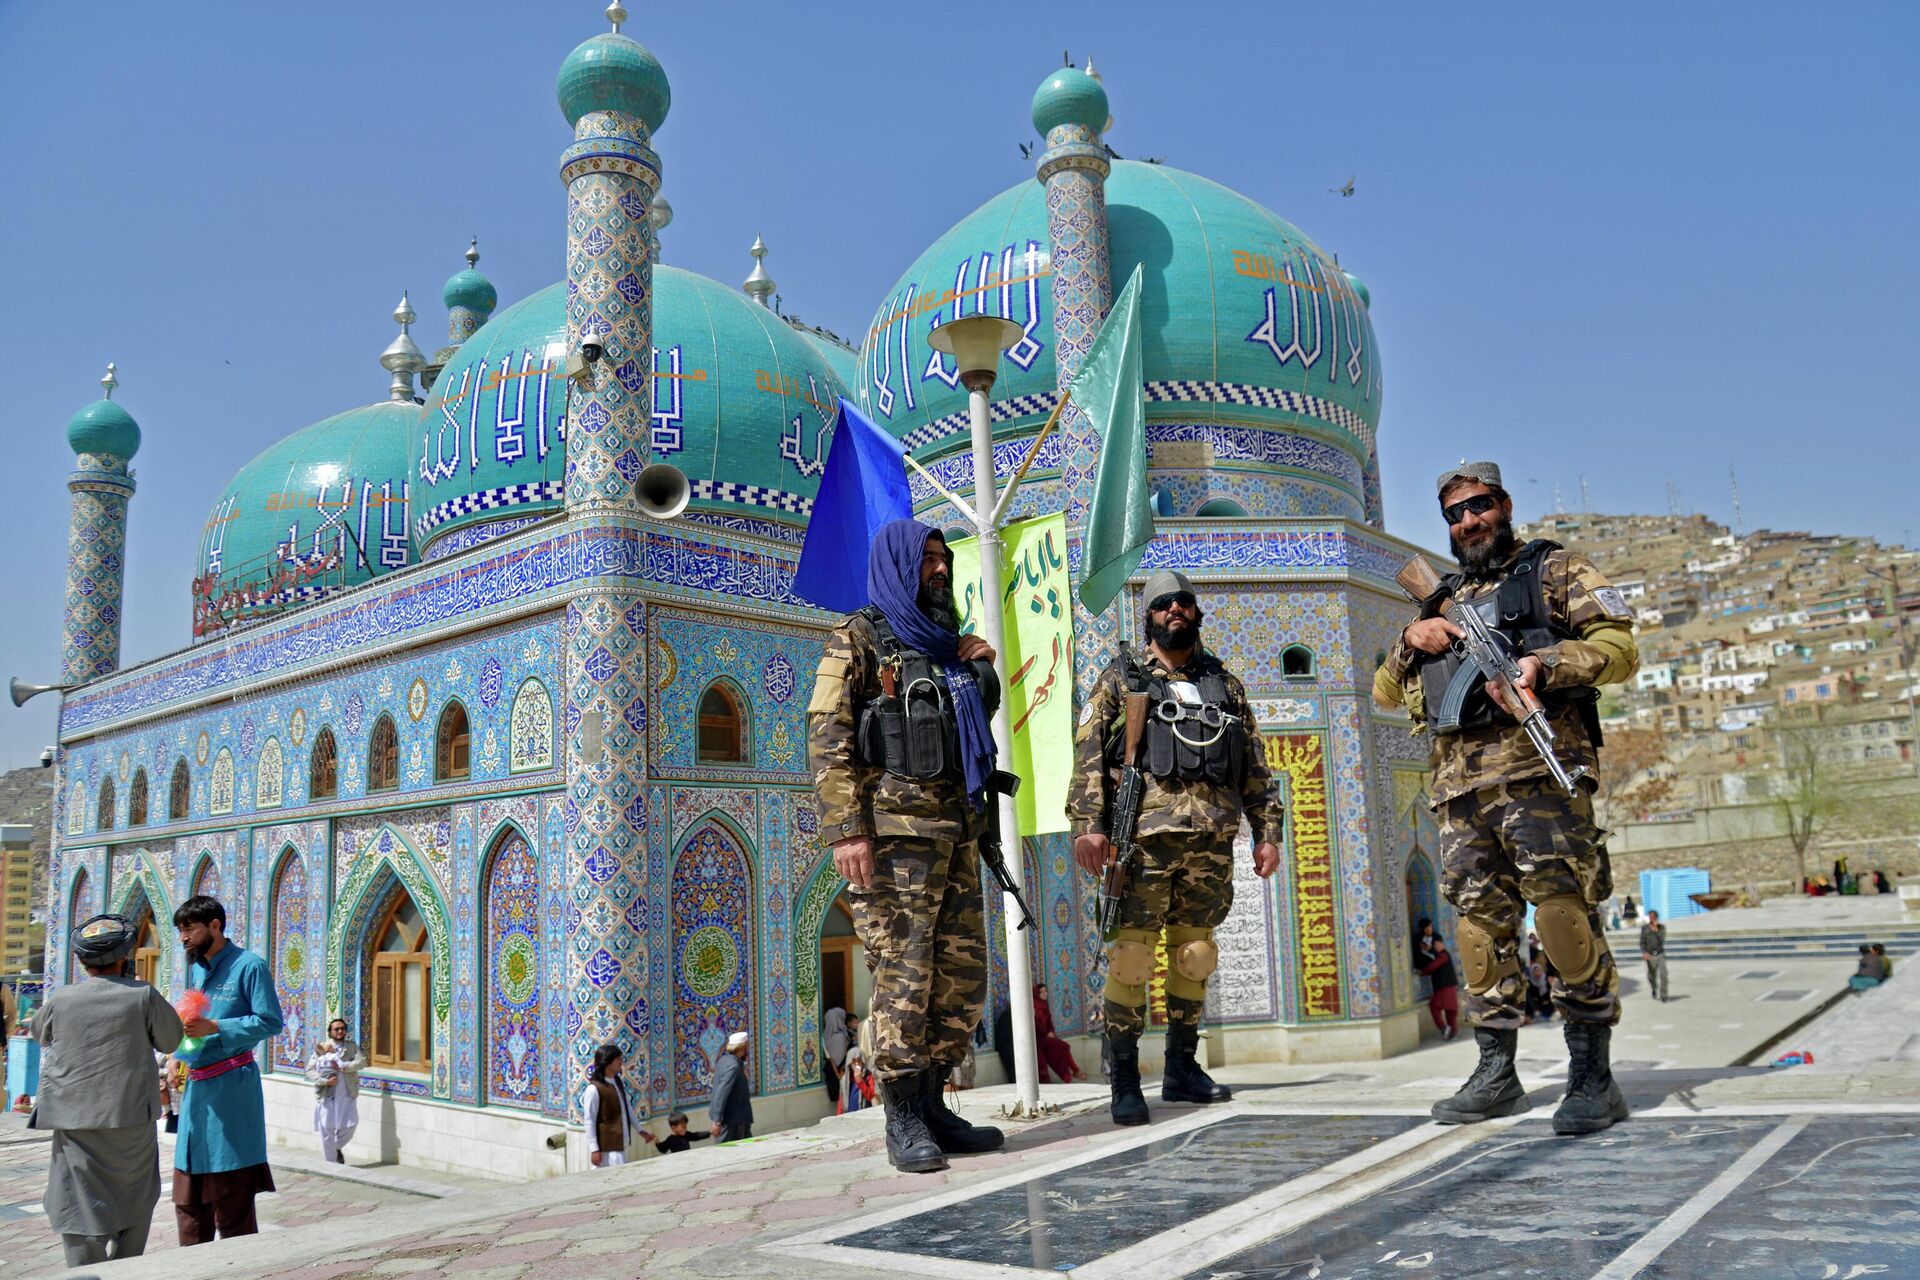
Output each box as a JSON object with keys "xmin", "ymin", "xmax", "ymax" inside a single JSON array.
[{"xmin": 38, "ymin": 5, "xmax": 1450, "ymax": 1177}]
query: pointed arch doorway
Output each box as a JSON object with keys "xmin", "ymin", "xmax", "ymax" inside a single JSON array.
[{"xmin": 819, "ymin": 894, "xmax": 870, "ymax": 1025}]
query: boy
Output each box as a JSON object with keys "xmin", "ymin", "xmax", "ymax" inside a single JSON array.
[{"xmin": 642, "ymin": 1112, "xmax": 711, "ymax": 1155}]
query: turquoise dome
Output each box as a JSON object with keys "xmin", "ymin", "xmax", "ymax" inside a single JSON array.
[
  {"xmin": 1345, "ymin": 271, "xmax": 1371, "ymax": 309},
  {"xmin": 557, "ymin": 33, "xmax": 670, "ymax": 130},
  {"xmin": 443, "ymin": 266, "xmax": 497, "ymax": 314},
  {"xmin": 414, "ymin": 266, "xmax": 853, "ymax": 556},
  {"xmin": 1030, "ymin": 68, "xmax": 1108, "ymax": 135},
  {"xmin": 67, "ymin": 399, "xmax": 141, "ymax": 459},
  {"xmin": 857, "ymin": 162, "xmax": 1382, "ymax": 467},
  {"xmin": 195, "ymin": 401, "xmax": 417, "ymax": 608}
]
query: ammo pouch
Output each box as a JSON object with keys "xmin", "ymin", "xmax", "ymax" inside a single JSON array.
[
  {"xmin": 853, "ymin": 608, "xmax": 999, "ymax": 782},
  {"xmin": 1114, "ymin": 648, "xmax": 1245, "ymax": 785}
]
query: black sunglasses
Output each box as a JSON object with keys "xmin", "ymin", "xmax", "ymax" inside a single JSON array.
[
  {"xmin": 1442, "ymin": 493, "xmax": 1501, "ymax": 525},
  {"xmin": 1149, "ymin": 591, "xmax": 1197, "ymax": 613}
]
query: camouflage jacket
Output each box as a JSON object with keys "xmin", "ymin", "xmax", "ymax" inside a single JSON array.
[
  {"xmin": 1065, "ymin": 647, "xmax": 1281, "ymax": 844},
  {"xmin": 807, "ymin": 612, "xmax": 985, "ymax": 849},
  {"xmin": 1373, "ymin": 544, "xmax": 1638, "ymax": 804}
]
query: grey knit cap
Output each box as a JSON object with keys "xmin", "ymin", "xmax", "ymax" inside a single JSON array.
[{"xmin": 1436, "ymin": 461, "xmax": 1503, "ymax": 499}]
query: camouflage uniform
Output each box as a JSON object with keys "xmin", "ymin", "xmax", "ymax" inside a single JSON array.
[
  {"xmin": 1375, "ymin": 544, "xmax": 1638, "ymax": 1029},
  {"xmin": 1067, "ymin": 648, "xmax": 1280, "ymax": 1036},
  {"xmin": 808, "ymin": 612, "xmax": 987, "ymax": 1083}
]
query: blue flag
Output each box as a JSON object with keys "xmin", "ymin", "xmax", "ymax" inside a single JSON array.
[{"xmin": 793, "ymin": 398, "xmax": 912, "ymax": 612}]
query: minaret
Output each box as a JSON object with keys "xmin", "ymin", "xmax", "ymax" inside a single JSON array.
[
  {"xmin": 649, "ymin": 190, "xmax": 673, "ymax": 262},
  {"xmin": 424, "ymin": 240, "xmax": 497, "ymax": 392},
  {"xmin": 555, "ymin": 0, "xmax": 669, "ymax": 1110},
  {"xmin": 379, "ymin": 292, "xmax": 426, "ymax": 403},
  {"xmin": 62, "ymin": 364, "xmax": 141, "ymax": 685},
  {"xmin": 743, "ymin": 235, "xmax": 775, "ymax": 308},
  {"xmin": 1031, "ymin": 63, "xmax": 1118, "ymax": 686}
]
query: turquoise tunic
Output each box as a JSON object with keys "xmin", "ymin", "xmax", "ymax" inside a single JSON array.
[{"xmin": 175, "ymin": 942, "xmax": 284, "ymax": 1175}]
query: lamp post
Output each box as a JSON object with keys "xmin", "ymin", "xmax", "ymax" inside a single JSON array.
[{"xmin": 927, "ymin": 313, "xmax": 1041, "ymax": 1116}]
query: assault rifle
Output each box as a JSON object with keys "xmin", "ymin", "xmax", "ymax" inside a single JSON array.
[
  {"xmin": 1397, "ymin": 556, "xmax": 1590, "ymax": 797},
  {"xmin": 1095, "ymin": 686, "xmax": 1153, "ymax": 940},
  {"xmin": 980, "ymin": 769, "xmax": 1036, "ymax": 930}
]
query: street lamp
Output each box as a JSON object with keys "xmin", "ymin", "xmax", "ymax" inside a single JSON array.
[{"xmin": 926, "ymin": 313, "xmax": 1042, "ymax": 1117}]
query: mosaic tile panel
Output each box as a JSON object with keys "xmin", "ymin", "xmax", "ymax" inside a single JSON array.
[
  {"xmin": 62, "ymin": 461, "xmax": 134, "ymax": 685},
  {"xmin": 484, "ymin": 829, "xmax": 543, "ymax": 1108},
  {"xmin": 670, "ymin": 823, "xmax": 753, "ymax": 1105},
  {"xmin": 650, "ymin": 609, "xmax": 820, "ymax": 782},
  {"xmin": 269, "ymin": 850, "xmax": 312, "ymax": 1071}
]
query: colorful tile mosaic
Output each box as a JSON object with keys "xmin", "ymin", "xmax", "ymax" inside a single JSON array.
[
  {"xmin": 670, "ymin": 823, "xmax": 753, "ymax": 1105},
  {"xmin": 484, "ymin": 829, "xmax": 543, "ymax": 1108}
]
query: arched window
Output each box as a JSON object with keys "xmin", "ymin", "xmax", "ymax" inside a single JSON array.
[
  {"xmin": 1196, "ymin": 498, "xmax": 1250, "ymax": 518},
  {"xmin": 697, "ymin": 684, "xmax": 745, "ymax": 763},
  {"xmin": 368, "ymin": 715, "xmax": 399, "ymax": 792},
  {"xmin": 169, "ymin": 759, "xmax": 190, "ymax": 821},
  {"xmin": 128, "ymin": 769, "xmax": 149, "ymax": 827},
  {"xmin": 132, "ymin": 909, "xmax": 161, "ymax": 987},
  {"xmin": 1281, "ymin": 644, "xmax": 1316, "ymax": 680},
  {"xmin": 435, "ymin": 702, "xmax": 471, "ymax": 782},
  {"xmin": 370, "ymin": 891, "xmax": 432, "ymax": 1072},
  {"xmin": 310, "ymin": 728, "xmax": 338, "ymax": 800},
  {"xmin": 97, "ymin": 777, "xmax": 115, "ymax": 831}
]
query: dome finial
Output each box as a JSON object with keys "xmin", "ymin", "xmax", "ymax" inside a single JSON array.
[
  {"xmin": 606, "ymin": 0, "xmax": 627, "ymax": 32},
  {"xmin": 466, "ymin": 237, "xmax": 480, "ymax": 270},
  {"xmin": 100, "ymin": 362, "xmax": 118, "ymax": 401},
  {"xmin": 380, "ymin": 291, "xmax": 426, "ymax": 402},
  {"xmin": 743, "ymin": 235, "xmax": 775, "ymax": 308}
]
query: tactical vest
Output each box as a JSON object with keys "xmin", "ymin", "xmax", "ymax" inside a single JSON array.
[
  {"xmin": 1111, "ymin": 646, "xmax": 1247, "ymax": 785},
  {"xmin": 854, "ymin": 607, "xmax": 1000, "ymax": 781},
  {"xmin": 1416, "ymin": 539, "xmax": 1602, "ymax": 741}
]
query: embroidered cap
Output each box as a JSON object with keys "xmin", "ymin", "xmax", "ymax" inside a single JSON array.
[
  {"xmin": 1436, "ymin": 461, "xmax": 1503, "ymax": 499},
  {"xmin": 71, "ymin": 913, "xmax": 138, "ymax": 966}
]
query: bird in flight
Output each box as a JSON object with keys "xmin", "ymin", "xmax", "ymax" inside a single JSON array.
[
  {"xmin": 1019, "ymin": 141, "xmax": 1033, "ymax": 160},
  {"xmin": 1330, "ymin": 176, "xmax": 1355, "ymax": 197}
]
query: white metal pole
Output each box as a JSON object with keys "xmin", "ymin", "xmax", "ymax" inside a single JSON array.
[{"xmin": 965, "ymin": 375, "xmax": 1041, "ymax": 1116}]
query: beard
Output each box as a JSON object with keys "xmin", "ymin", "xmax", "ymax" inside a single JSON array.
[
  {"xmin": 919, "ymin": 580, "xmax": 958, "ymax": 632},
  {"xmin": 1147, "ymin": 616, "xmax": 1202, "ymax": 651},
  {"xmin": 1450, "ymin": 516, "xmax": 1519, "ymax": 581},
  {"xmin": 185, "ymin": 936, "xmax": 212, "ymax": 962}
]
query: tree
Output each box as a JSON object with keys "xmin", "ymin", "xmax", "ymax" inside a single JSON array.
[{"xmin": 1770, "ymin": 716, "xmax": 1846, "ymax": 891}]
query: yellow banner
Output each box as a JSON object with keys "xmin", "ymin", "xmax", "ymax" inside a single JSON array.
[{"xmin": 951, "ymin": 513, "xmax": 1073, "ymax": 835}]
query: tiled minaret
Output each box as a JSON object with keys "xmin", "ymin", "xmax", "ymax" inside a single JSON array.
[
  {"xmin": 555, "ymin": 0, "xmax": 669, "ymax": 1110},
  {"xmin": 1032, "ymin": 65, "xmax": 1119, "ymax": 689},
  {"xmin": 62, "ymin": 364, "xmax": 141, "ymax": 685},
  {"xmin": 423, "ymin": 240, "xmax": 498, "ymax": 392}
]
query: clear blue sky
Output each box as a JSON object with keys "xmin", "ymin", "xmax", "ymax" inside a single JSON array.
[{"xmin": 2, "ymin": 2, "xmax": 1915, "ymax": 769}]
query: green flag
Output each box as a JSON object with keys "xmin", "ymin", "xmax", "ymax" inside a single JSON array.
[{"xmin": 1070, "ymin": 263, "xmax": 1153, "ymax": 613}]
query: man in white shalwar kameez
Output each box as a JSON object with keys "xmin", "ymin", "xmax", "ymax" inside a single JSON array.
[{"xmin": 304, "ymin": 1019, "xmax": 366, "ymax": 1164}]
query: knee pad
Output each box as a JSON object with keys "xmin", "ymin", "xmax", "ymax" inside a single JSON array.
[
  {"xmin": 1458, "ymin": 919, "xmax": 1518, "ymax": 995},
  {"xmin": 1106, "ymin": 929, "xmax": 1157, "ymax": 989},
  {"xmin": 1166, "ymin": 926, "xmax": 1219, "ymax": 982},
  {"xmin": 1534, "ymin": 893, "xmax": 1604, "ymax": 985}
]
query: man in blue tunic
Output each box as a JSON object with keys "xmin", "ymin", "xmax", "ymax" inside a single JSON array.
[{"xmin": 171, "ymin": 895, "xmax": 283, "ymax": 1245}]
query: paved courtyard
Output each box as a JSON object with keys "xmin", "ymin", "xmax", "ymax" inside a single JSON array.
[{"xmin": 0, "ymin": 947, "xmax": 1892, "ymax": 1280}]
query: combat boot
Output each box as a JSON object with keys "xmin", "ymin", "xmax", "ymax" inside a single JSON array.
[
  {"xmin": 881, "ymin": 1074, "xmax": 949, "ymax": 1173},
  {"xmin": 1554, "ymin": 1021, "xmax": 1628, "ymax": 1135},
  {"xmin": 1107, "ymin": 1032, "xmax": 1151, "ymax": 1126},
  {"xmin": 1430, "ymin": 1026, "xmax": 1529, "ymax": 1124},
  {"xmin": 1160, "ymin": 1022, "xmax": 1232, "ymax": 1104},
  {"xmin": 922, "ymin": 1066, "xmax": 1004, "ymax": 1153}
]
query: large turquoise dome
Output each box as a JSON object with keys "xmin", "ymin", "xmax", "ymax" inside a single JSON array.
[
  {"xmin": 857, "ymin": 163, "xmax": 1382, "ymax": 497},
  {"xmin": 67, "ymin": 398, "xmax": 141, "ymax": 459},
  {"xmin": 414, "ymin": 266, "xmax": 853, "ymax": 557},
  {"xmin": 194, "ymin": 401, "xmax": 417, "ymax": 619}
]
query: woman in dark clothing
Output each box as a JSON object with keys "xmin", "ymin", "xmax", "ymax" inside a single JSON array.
[{"xmin": 1414, "ymin": 917, "xmax": 1460, "ymax": 1040}]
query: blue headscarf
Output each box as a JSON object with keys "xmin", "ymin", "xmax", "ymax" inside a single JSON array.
[{"xmin": 867, "ymin": 519, "xmax": 996, "ymax": 806}]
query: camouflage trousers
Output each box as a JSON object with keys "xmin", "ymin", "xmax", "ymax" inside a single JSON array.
[
  {"xmin": 1104, "ymin": 833, "xmax": 1235, "ymax": 1036},
  {"xmin": 850, "ymin": 837, "xmax": 987, "ymax": 1082},
  {"xmin": 1438, "ymin": 778, "xmax": 1620, "ymax": 1029}
]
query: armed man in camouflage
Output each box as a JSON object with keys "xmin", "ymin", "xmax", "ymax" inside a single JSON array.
[
  {"xmin": 1374, "ymin": 462, "xmax": 1639, "ymax": 1135},
  {"xmin": 1068, "ymin": 569, "xmax": 1282, "ymax": 1127},
  {"xmin": 808, "ymin": 518, "xmax": 1004, "ymax": 1173}
]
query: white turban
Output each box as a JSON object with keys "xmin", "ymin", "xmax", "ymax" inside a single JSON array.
[{"xmin": 726, "ymin": 1031, "xmax": 749, "ymax": 1050}]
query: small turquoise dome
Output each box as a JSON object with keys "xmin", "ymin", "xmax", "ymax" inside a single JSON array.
[
  {"xmin": 1345, "ymin": 271, "xmax": 1371, "ymax": 309},
  {"xmin": 1030, "ymin": 67, "xmax": 1108, "ymax": 136},
  {"xmin": 443, "ymin": 266, "xmax": 497, "ymax": 314},
  {"xmin": 67, "ymin": 399, "xmax": 141, "ymax": 459},
  {"xmin": 557, "ymin": 33, "xmax": 670, "ymax": 131}
]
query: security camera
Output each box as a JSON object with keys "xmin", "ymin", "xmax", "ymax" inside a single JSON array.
[
  {"xmin": 39, "ymin": 748, "xmax": 54, "ymax": 769},
  {"xmin": 580, "ymin": 328, "xmax": 606, "ymax": 364}
]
